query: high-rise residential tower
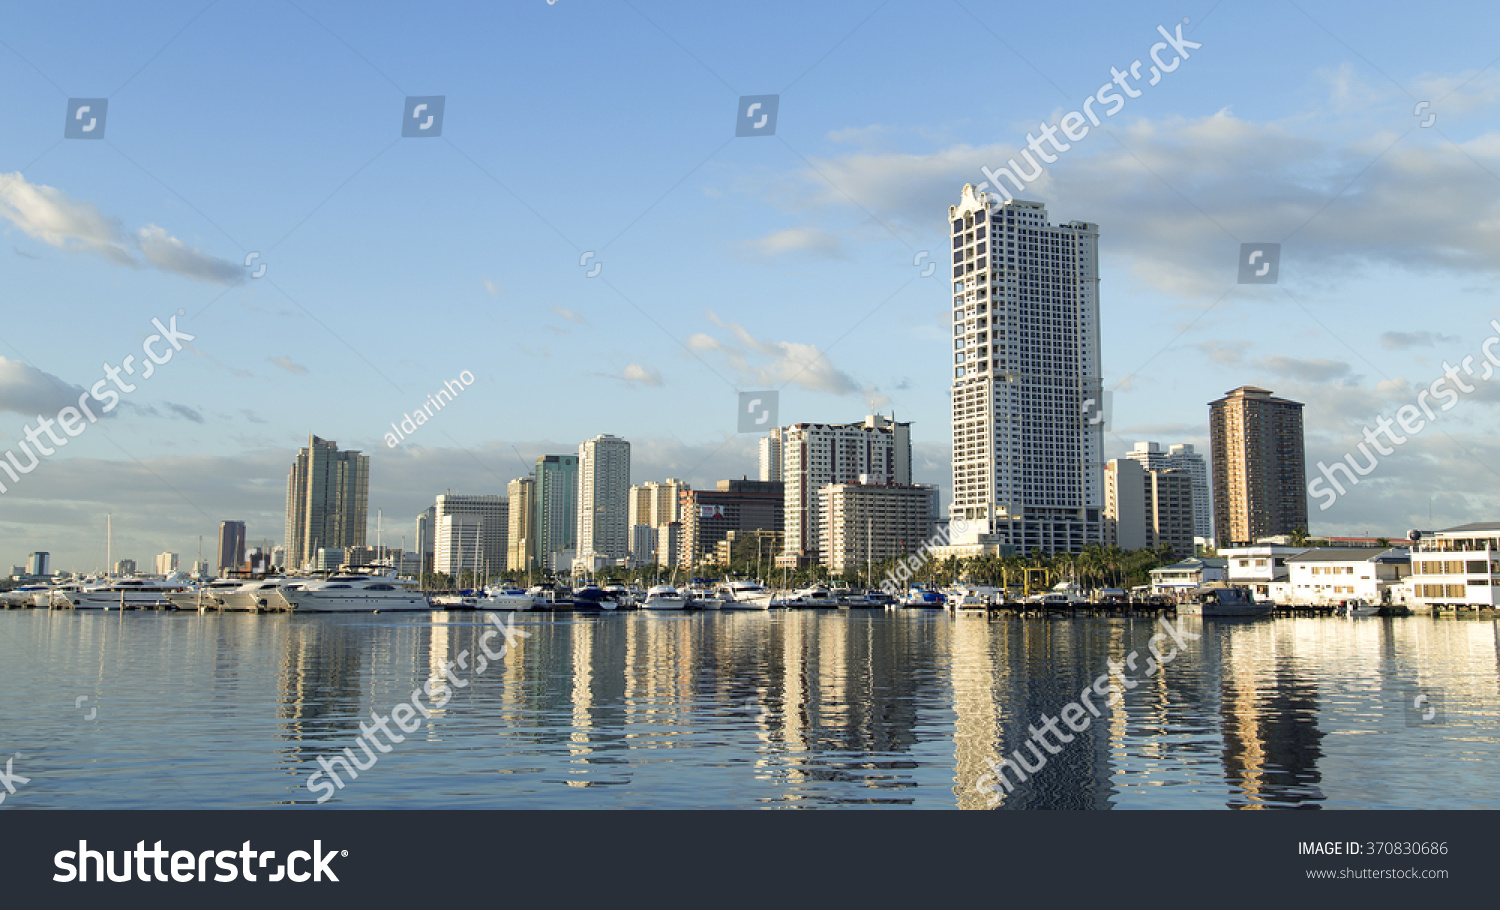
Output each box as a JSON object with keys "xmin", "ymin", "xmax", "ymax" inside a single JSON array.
[
  {"xmin": 1125, "ymin": 442, "xmax": 1212, "ymax": 545},
  {"xmin": 533, "ymin": 454, "xmax": 579, "ymax": 571},
  {"xmin": 776, "ymin": 413, "xmax": 911, "ymax": 567},
  {"xmin": 947, "ymin": 186, "xmax": 1103, "ymax": 555},
  {"xmin": 758, "ymin": 428, "xmax": 783, "ymax": 483},
  {"xmin": 217, "ymin": 520, "xmax": 246, "ymax": 572},
  {"xmin": 575, "ymin": 435, "xmax": 631, "ymax": 571},
  {"xmin": 1208, "ymin": 386, "xmax": 1308, "ymax": 546},
  {"xmin": 507, "ymin": 476, "xmax": 536, "ymax": 573},
  {"xmin": 1103, "ymin": 459, "xmax": 1195, "ymax": 557},
  {"xmin": 284, "ymin": 436, "xmax": 369, "ymax": 571},
  {"xmin": 414, "ymin": 505, "xmax": 436, "ymax": 576}
]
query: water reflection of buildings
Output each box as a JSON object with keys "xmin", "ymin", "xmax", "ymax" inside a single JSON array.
[
  {"xmin": 255, "ymin": 608, "xmax": 1500, "ymax": 808},
  {"xmin": 1212, "ymin": 623, "xmax": 1325, "ymax": 808},
  {"xmin": 950, "ymin": 616, "xmax": 1119, "ymax": 810}
]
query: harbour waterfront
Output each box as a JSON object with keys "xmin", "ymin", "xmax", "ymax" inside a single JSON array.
[{"xmin": 1, "ymin": 610, "xmax": 1496, "ymax": 810}]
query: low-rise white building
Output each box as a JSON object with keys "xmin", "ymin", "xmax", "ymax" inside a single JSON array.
[
  {"xmin": 1285, "ymin": 547, "xmax": 1410, "ymax": 606},
  {"xmin": 1407, "ymin": 523, "xmax": 1500, "ymax": 611},
  {"xmin": 1149, "ymin": 557, "xmax": 1227, "ymax": 596},
  {"xmin": 1218, "ymin": 544, "xmax": 1307, "ymax": 599}
]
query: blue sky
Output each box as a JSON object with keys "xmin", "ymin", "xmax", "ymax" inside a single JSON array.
[{"xmin": 3, "ymin": 0, "xmax": 1500, "ymax": 569}]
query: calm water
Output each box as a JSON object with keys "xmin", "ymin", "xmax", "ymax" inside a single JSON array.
[{"xmin": 1, "ymin": 609, "xmax": 1497, "ymax": 809}]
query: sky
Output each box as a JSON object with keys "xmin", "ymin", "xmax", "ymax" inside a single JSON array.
[{"xmin": 2, "ymin": 0, "xmax": 1500, "ymax": 571}]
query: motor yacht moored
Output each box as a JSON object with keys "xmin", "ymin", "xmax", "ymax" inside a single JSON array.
[
  {"xmin": 642, "ymin": 584, "xmax": 689, "ymax": 610},
  {"xmin": 281, "ymin": 572, "xmax": 429, "ymax": 613}
]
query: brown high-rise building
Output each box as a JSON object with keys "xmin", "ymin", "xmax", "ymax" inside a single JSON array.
[
  {"xmin": 284, "ymin": 435, "xmax": 370, "ymax": 571},
  {"xmin": 1208, "ymin": 386, "xmax": 1308, "ymax": 546}
]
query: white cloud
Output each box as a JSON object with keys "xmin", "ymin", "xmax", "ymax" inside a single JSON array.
[
  {"xmin": 269, "ymin": 357, "xmax": 308, "ymax": 375},
  {"xmin": 0, "ymin": 357, "xmax": 86, "ymax": 418},
  {"xmin": 550, "ymin": 305, "xmax": 585, "ymax": 325},
  {"xmin": 746, "ymin": 226, "xmax": 847, "ymax": 259},
  {"xmin": 0, "ymin": 172, "xmax": 242, "ymax": 284},
  {"xmin": 699, "ymin": 310, "xmax": 861, "ymax": 397},
  {"xmin": 619, "ymin": 364, "xmax": 663, "ymax": 387},
  {"xmin": 747, "ymin": 74, "xmax": 1500, "ymax": 297},
  {"xmin": 136, "ymin": 225, "xmax": 243, "ymax": 284}
]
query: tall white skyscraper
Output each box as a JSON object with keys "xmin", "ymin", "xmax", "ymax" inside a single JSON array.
[
  {"xmin": 776, "ymin": 414, "xmax": 911, "ymax": 567},
  {"xmin": 758, "ymin": 428, "xmax": 783, "ymax": 482},
  {"xmin": 947, "ymin": 186, "xmax": 1102, "ymax": 555},
  {"xmin": 1125, "ymin": 441, "xmax": 1212, "ymax": 544},
  {"xmin": 576, "ymin": 434, "xmax": 631, "ymax": 569}
]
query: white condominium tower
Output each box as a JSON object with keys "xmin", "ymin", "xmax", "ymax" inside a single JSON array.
[
  {"xmin": 576, "ymin": 434, "xmax": 632, "ymax": 566},
  {"xmin": 948, "ymin": 185, "xmax": 1103, "ymax": 555},
  {"xmin": 776, "ymin": 414, "xmax": 911, "ymax": 567},
  {"xmin": 758, "ymin": 428, "xmax": 783, "ymax": 482}
]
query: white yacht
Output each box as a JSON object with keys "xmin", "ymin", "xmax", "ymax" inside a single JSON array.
[
  {"xmin": 642, "ymin": 584, "xmax": 689, "ymax": 610},
  {"xmin": 282, "ymin": 572, "xmax": 429, "ymax": 613},
  {"xmin": 39, "ymin": 581, "xmax": 88, "ymax": 608},
  {"xmin": 68, "ymin": 578, "xmax": 187, "ymax": 610},
  {"xmin": 165, "ymin": 578, "xmax": 246, "ymax": 612},
  {"xmin": 217, "ymin": 578, "xmax": 305, "ymax": 612},
  {"xmin": 477, "ymin": 587, "xmax": 537, "ymax": 612},
  {"xmin": 779, "ymin": 585, "xmax": 837, "ymax": 608},
  {"xmin": 1, "ymin": 585, "xmax": 49, "ymax": 607},
  {"xmin": 684, "ymin": 584, "xmax": 724, "ymax": 610},
  {"xmin": 716, "ymin": 580, "xmax": 773, "ymax": 610}
]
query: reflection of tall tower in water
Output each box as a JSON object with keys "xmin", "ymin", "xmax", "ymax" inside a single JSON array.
[
  {"xmin": 276, "ymin": 618, "xmax": 367, "ymax": 751},
  {"xmin": 964, "ymin": 619, "xmax": 1119, "ymax": 809},
  {"xmin": 1215, "ymin": 623, "xmax": 1324, "ymax": 808}
]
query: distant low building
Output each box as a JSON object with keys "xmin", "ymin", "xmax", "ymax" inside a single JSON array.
[
  {"xmin": 114, "ymin": 559, "xmax": 136, "ymax": 576},
  {"xmin": 1286, "ymin": 547, "xmax": 1410, "ymax": 605},
  {"xmin": 1218, "ymin": 544, "xmax": 1308, "ymax": 599},
  {"xmin": 1149, "ymin": 557, "xmax": 1227, "ymax": 595}
]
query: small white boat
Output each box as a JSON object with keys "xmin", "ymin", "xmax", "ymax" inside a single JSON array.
[
  {"xmin": 1177, "ymin": 583, "xmax": 1271, "ymax": 618},
  {"xmin": 900, "ymin": 585, "xmax": 946, "ymax": 608},
  {"xmin": 685, "ymin": 585, "xmax": 724, "ymax": 610},
  {"xmin": 1335, "ymin": 598, "xmax": 1380, "ymax": 617},
  {"xmin": 778, "ymin": 585, "xmax": 837, "ymax": 608},
  {"xmin": 479, "ymin": 587, "xmax": 536, "ymax": 612},
  {"xmin": 1, "ymin": 585, "xmax": 48, "ymax": 607},
  {"xmin": 282, "ymin": 572, "xmax": 429, "ymax": 613},
  {"xmin": 642, "ymin": 584, "xmax": 689, "ymax": 610},
  {"xmin": 602, "ymin": 584, "xmax": 635, "ymax": 608},
  {"xmin": 716, "ymin": 580, "xmax": 773, "ymax": 610}
]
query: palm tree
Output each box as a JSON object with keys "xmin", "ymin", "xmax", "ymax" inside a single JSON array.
[{"xmin": 1290, "ymin": 527, "xmax": 1309, "ymax": 547}]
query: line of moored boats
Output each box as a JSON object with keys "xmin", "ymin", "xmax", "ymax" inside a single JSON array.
[
  {"xmin": 3, "ymin": 572, "xmax": 1331, "ymax": 618},
  {"xmin": 0, "ymin": 571, "xmax": 962, "ymax": 614}
]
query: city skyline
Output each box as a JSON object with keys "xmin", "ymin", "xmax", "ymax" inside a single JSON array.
[{"xmin": 5, "ymin": 2, "xmax": 1500, "ymax": 569}]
